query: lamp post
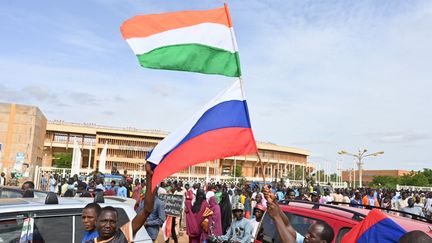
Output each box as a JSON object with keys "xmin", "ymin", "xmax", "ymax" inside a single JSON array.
[{"xmin": 338, "ymin": 149, "xmax": 384, "ymax": 188}]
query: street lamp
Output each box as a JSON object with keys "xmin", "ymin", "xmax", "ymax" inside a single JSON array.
[{"xmin": 338, "ymin": 149, "xmax": 384, "ymax": 188}]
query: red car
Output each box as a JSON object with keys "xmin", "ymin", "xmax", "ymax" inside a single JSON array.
[{"xmin": 254, "ymin": 200, "xmax": 432, "ymax": 243}]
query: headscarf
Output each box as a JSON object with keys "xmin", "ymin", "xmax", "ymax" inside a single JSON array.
[
  {"xmin": 219, "ymin": 191, "xmax": 232, "ymax": 235},
  {"xmin": 209, "ymin": 196, "xmax": 223, "ymax": 236},
  {"xmin": 192, "ymin": 189, "xmax": 206, "ymax": 213}
]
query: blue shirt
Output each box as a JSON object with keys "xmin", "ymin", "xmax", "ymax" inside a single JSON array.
[
  {"xmin": 117, "ymin": 186, "xmax": 127, "ymax": 197},
  {"xmin": 137, "ymin": 197, "xmax": 166, "ymax": 240},
  {"xmin": 82, "ymin": 230, "xmax": 99, "ymax": 243}
]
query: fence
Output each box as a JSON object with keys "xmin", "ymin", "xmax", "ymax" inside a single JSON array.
[{"xmin": 396, "ymin": 184, "xmax": 432, "ymax": 191}]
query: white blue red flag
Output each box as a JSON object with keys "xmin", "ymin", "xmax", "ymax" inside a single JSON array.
[
  {"xmin": 146, "ymin": 79, "xmax": 257, "ymax": 190},
  {"xmin": 342, "ymin": 209, "xmax": 407, "ymax": 243}
]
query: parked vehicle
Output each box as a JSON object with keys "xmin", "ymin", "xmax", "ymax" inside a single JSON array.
[
  {"xmin": 254, "ymin": 200, "xmax": 432, "ymax": 243},
  {"xmin": 0, "ymin": 194, "xmax": 152, "ymax": 242},
  {"xmin": 0, "ymin": 186, "xmax": 48, "ymax": 198}
]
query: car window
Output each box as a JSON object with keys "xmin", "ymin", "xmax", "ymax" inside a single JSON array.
[
  {"xmin": 336, "ymin": 227, "xmax": 351, "ymax": 243},
  {"xmin": 0, "ymin": 217, "xmax": 26, "ymax": 242},
  {"xmin": 256, "ymin": 212, "xmax": 325, "ymax": 243},
  {"xmin": 75, "ymin": 207, "xmax": 130, "ymax": 242},
  {"xmin": 0, "ymin": 189, "xmax": 22, "ymax": 198},
  {"xmin": 33, "ymin": 215, "xmax": 74, "ymax": 242}
]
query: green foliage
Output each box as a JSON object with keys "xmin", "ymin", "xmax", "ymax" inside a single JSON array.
[
  {"xmin": 370, "ymin": 176, "xmax": 399, "ymax": 189},
  {"xmin": 234, "ymin": 164, "xmax": 242, "ymax": 177},
  {"xmin": 370, "ymin": 169, "xmax": 432, "ymax": 188},
  {"xmin": 422, "ymin": 168, "xmax": 432, "ymax": 185},
  {"xmin": 53, "ymin": 152, "xmax": 72, "ymax": 168}
]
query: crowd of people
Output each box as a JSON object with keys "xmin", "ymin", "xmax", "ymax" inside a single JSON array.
[
  {"xmin": 2, "ymin": 168, "xmax": 432, "ymax": 242},
  {"xmin": 127, "ymin": 179, "xmax": 432, "ymax": 242}
]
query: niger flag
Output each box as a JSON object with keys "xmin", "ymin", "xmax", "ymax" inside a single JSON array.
[{"xmin": 120, "ymin": 4, "xmax": 241, "ymax": 77}]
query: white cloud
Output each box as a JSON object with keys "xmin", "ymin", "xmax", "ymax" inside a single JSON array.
[{"xmin": 1, "ymin": 1, "xmax": 432, "ymax": 171}]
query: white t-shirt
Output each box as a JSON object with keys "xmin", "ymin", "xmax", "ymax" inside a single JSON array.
[
  {"xmin": 249, "ymin": 218, "xmax": 260, "ymax": 242},
  {"xmin": 296, "ymin": 232, "xmax": 305, "ymax": 243},
  {"xmin": 96, "ymin": 183, "xmax": 106, "ymax": 192},
  {"xmin": 158, "ymin": 187, "xmax": 167, "ymax": 195},
  {"xmin": 206, "ymin": 190, "xmax": 215, "ymax": 202},
  {"xmin": 425, "ymin": 198, "xmax": 432, "ymax": 212}
]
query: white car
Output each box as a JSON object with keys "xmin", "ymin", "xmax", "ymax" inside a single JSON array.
[{"xmin": 0, "ymin": 194, "xmax": 152, "ymax": 242}]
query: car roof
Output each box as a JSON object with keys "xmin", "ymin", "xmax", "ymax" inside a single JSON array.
[
  {"xmin": 280, "ymin": 201, "xmax": 364, "ymax": 224},
  {"xmin": 0, "ymin": 185, "xmax": 47, "ymax": 193},
  {"xmin": 337, "ymin": 205, "xmax": 432, "ymax": 236},
  {"xmin": 280, "ymin": 201, "xmax": 432, "ymax": 237},
  {"xmin": 0, "ymin": 196, "xmax": 131, "ymax": 212}
]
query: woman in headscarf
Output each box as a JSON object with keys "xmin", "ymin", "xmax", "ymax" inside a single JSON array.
[
  {"xmin": 219, "ymin": 191, "xmax": 232, "ymax": 235},
  {"xmin": 208, "ymin": 196, "xmax": 222, "ymax": 237},
  {"xmin": 186, "ymin": 189, "xmax": 209, "ymax": 243}
]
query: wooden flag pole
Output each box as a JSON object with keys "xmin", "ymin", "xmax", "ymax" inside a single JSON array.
[{"xmin": 256, "ymin": 151, "xmax": 266, "ymax": 184}]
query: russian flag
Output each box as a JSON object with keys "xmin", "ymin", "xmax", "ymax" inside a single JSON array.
[
  {"xmin": 146, "ymin": 79, "xmax": 258, "ymax": 190},
  {"xmin": 342, "ymin": 209, "xmax": 407, "ymax": 243}
]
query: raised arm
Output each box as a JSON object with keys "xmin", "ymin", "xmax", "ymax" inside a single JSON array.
[
  {"xmin": 132, "ymin": 163, "xmax": 155, "ymax": 236},
  {"xmin": 263, "ymin": 186, "xmax": 296, "ymax": 242}
]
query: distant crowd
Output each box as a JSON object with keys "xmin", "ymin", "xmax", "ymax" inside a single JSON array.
[{"xmin": 1, "ymin": 169, "xmax": 432, "ymax": 242}]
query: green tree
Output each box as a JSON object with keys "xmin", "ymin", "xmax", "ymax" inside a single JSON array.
[
  {"xmin": 53, "ymin": 152, "xmax": 72, "ymax": 168},
  {"xmin": 422, "ymin": 168, "xmax": 432, "ymax": 185},
  {"xmin": 370, "ymin": 175, "xmax": 399, "ymax": 189},
  {"xmin": 411, "ymin": 173, "xmax": 429, "ymax": 186},
  {"xmin": 234, "ymin": 164, "xmax": 242, "ymax": 177}
]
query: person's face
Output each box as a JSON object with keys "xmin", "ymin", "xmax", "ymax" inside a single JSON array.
[
  {"xmin": 233, "ymin": 210, "xmax": 243, "ymax": 220},
  {"xmin": 256, "ymin": 194, "xmax": 262, "ymax": 203},
  {"xmin": 97, "ymin": 211, "xmax": 117, "ymax": 239},
  {"xmin": 21, "ymin": 183, "xmax": 32, "ymax": 191},
  {"xmin": 304, "ymin": 224, "xmax": 325, "ymax": 243},
  {"xmin": 254, "ymin": 209, "xmax": 264, "ymax": 221},
  {"xmin": 288, "ymin": 191, "xmax": 295, "ymax": 200},
  {"xmin": 355, "ymin": 193, "xmax": 361, "ymax": 200},
  {"xmin": 82, "ymin": 208, "xmax": 98, "ymax": 231},
  {"xmin": 408, "ymin": 198, "xmax": 414, "ymax": 207},
  {"xmin": 312, "ymin": 195, "xmax": 319, "ymax": 203},
  {"xmin": 402, "ymin": 193, "xmax": 407, "ymax": 200}
]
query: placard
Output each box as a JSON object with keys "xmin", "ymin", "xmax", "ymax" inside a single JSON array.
[{"xmin": 158, "ymin": 194, "xmax": 184, "ymax": 217}]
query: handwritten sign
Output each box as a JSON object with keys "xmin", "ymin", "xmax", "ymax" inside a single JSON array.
[{"xmin": 159, "ymin": 194, "xmax": 184, "ymax": 217}]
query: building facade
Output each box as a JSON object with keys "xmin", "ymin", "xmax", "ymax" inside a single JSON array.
[
  {"xmin": 341, "ymin": 169, "xmax": 409, "ymax": 186},
  {"xmin": 0, "ymin": 103, "xmax": 47, "ymax": 173},
  {"xmin": 1, "ymin": 102, "xmax": 313, "ymax": 182},
  {"xmin": 44, "ymin": 121, "xmax": 313, "ymax": 182}
]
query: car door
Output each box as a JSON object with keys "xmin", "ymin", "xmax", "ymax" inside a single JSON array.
[{"xmin": 0, "ymin": 208, "xmax": 79, "ymax": 243}]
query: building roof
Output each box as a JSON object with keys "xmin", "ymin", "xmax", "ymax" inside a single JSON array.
[
  {"xmin": 47, "ymin": 120, "xmax": 168, "ymax": 138},
  {"xmin": 47, "ymin": 121, "xmax": 311, "ymax": 156},
  {"xmin": 257, "ymin": 141, "xmax": 310, "ymax": 156}
]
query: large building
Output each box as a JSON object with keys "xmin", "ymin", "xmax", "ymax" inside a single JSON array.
[
  {"xmin": 1, "ymin": 102, "xmax": 313, "ymax": 182},
  {"xmin": 44, "ymin": 121, "xmax": 313, "ymax": 181},
  {"xmin": 0, "ymin": 103, "xmax": 47, "ymax": 173},
  {"xmin": 341, "ymin": 169, "xmax": 409, "ymax": 186}
]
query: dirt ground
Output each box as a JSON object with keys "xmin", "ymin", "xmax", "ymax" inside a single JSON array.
[{"xmin": 156, "ymin": 230, "xmax": 189, "ymax": 243}]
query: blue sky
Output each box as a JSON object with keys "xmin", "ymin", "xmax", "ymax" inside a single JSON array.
[{"xmin": 1, "ymin": 0, "xmax": 432, "ymax": 172}]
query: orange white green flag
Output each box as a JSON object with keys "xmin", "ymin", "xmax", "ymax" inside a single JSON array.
[{"xmin": 120, "ymin": 4, "xmax": 241, "ymax": 77}]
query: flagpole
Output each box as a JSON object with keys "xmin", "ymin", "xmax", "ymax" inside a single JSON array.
[
  {"xmin": 224, "ymin": 3, "xmax": 266, "ymax": 184},
  {"xmin": 256, "ymin": 152, "xmax": 266, "ymax": 184}
]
